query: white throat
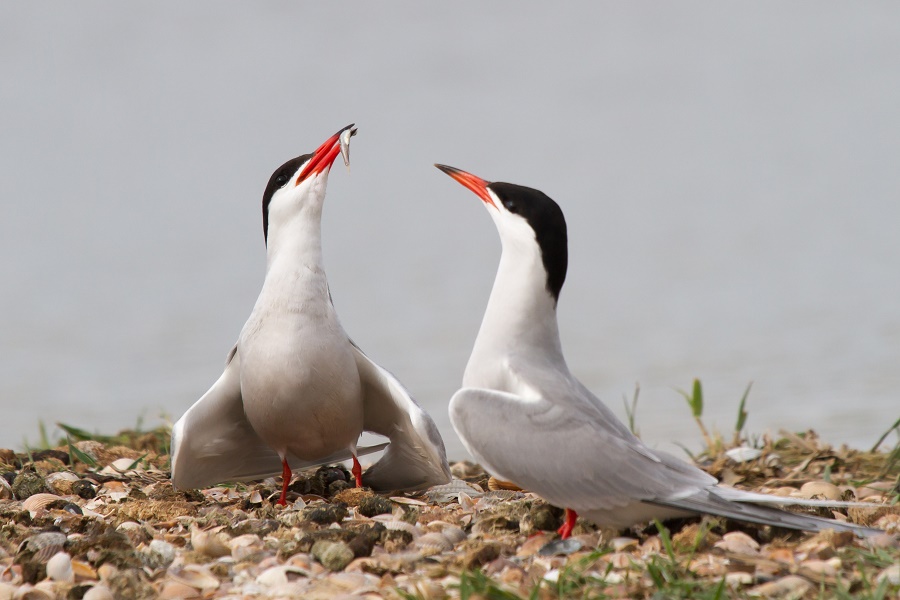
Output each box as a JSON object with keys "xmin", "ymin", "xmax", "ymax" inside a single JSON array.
[{"xmin": 463, "ymin": 234, "xmax": 566, "ymax": 391}]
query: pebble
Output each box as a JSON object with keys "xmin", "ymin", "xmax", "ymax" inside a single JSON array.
[
  {"xmin": 357, "ymin": 495, "xmax": 393, "ymax": 517},
  {"xmin": 0, "ymin": 432, "xmax": 893, "ymax": 599},
  {"xmin": 312, "ymin": 540, "xmax": 355, "ymax": 571},
  {"xmin": 537, "ymin": 538, "xmax": 583, "ymax": 556},
  {"xmin": 11, "ymin": 470, "xmax": 48, "ymax": 499},
  {"xmin": 146, "ymin": 539, "xmax": 176, "ymax": 569}
]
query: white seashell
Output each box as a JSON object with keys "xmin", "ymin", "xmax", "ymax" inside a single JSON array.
[
  {"xmin": 714, "ymin": 531, "xmax": 760, "ymax": 555},
  {"xmin": 795, "ymin": 481, "xmax": 842, "ymax": 502},
  {"xmin": 542, "ymin": 569, "xmax": 560, "ymax": 583},
  {"xmin": 248, "ymin": 490, "xmax": 263, "ymax": 504},
  {"xmin": 413, "ymin": 532, "xmax": 453, "ymax": 555},
  {"xmin": 256, "ymin": 565, "xmax": 288, "ymax": 587},
  {"xmin": 425, "ymin": 479, "xmax": 485, "ymax": 502},
  {"xmin": 190, "ymin": 525, "xmax": 231, "ymax": 558},
  {"xmin": 389, "ymin": 496, "xmax": 428, "ymax": 506},
  {"xmin": 457, "ymin": 491, "xmax": 475, "ymax": 511},
  {"xmin": 370, "ymin": 517, "xmax": 419, "ymax": 537},
  {"xmin": 22, "ymin": 493, "xmax": 62, "ymax": 517},
  {"xmin": 157, "ymin": 581, "xmax": 202, "ymax": 599},
  {"xmin": 725, "ymin": 447, "xmax": 763, "ymax": 463},
  {"xmin": 111, "ymin": 457, "xmax": 144, "ymax": 472},
  {"xmin": 0, "ymin": 476, "xmax": 11, "ymax": 500},
  {"xmin": 44, "ymin": 472, "xmax": 79, "ymax": 494},
  {"xmin": 13, "ymin": 581, "xmax": 57, "ymax": 600},
  {"xmin": 166, "ymin": 564, "xmax": 220, "ymax": 590},
  {"xmin": 877, "ymin": 564, "xmax": 900, "ymax": 585},
  {"xmin": 255, "ymin": 565, "xmax": 309, "ymax": 587},
  {"xmin": 749, "ymin": 575, "xmax": 811, "ymax": 598},
  {"xmin": 440, "ymin": 525, "xmax": 466, "ymax": 545},
  {"xmin": 81, "ymin": 586, "xmax": 114, "ymax": 600},
  {"xmin": 99, "ymin": 481, "xmax": 128, "ymax": 502},
  {"xmin": 46, "ymin": 552, "xmax": 73, "ymax": 583},
  {"xmin": 610, "ymin": 537, "xmax": 639, "ymax": 552},
  {"xmin": 19, "ymin": 531, "xmax": 67, "ymax": 563},
  {"xmin": 230, "ymin": 533, "xmax": 265, "ymax": 562},
  {"xmin": 147, "ymin": 539, "xmax": 176, "ymax": 568},
  {"xmin": 725, "ymin": 571, "xmax": 754, "ymax": 586}
]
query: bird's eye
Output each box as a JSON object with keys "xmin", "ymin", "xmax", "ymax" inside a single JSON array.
[
  {"xmin": 503, "ymin": 198, "xmax": 517, "ymax": 212},
  {"xmin": 275, "ymin": 173, "xmax": 289, "ymax": 187}
]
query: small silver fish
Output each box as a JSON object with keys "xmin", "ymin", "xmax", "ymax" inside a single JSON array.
[{"xmin": 340, "ymin": 126, "xmax": 357, "ymax": 171}]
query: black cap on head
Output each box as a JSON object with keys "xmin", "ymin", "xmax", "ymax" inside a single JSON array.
[
  {"xmin": 261, "ymin": 154, "xmax": 312, "ymax": 243},
  {"xmin": 489, "ymin": 182, "xmax": 568, "ymax": 301}
]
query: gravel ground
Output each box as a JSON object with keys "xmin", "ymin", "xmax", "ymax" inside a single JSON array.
[{"xmin": 0, "ymin": 428, "xmax": 897, "ymax": 599}]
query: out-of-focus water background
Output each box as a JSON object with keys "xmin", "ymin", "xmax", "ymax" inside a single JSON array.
[{"xmin": 2, "ymin": 4, "xmax": 898, "ymax": 457}]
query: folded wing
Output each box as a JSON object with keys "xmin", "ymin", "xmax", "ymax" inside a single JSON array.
[{"xmin": 352, "ymin": 342, "xmax": 451, "ymax": 491}]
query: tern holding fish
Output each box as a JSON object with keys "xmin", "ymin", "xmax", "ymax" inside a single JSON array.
[
  {"xmin": 437, "ymin": 164, "xmax": 883, "ymax": 538},
  {"xmin": 170, "ymin": 125, "xmax": 450, "ymax": 503}
]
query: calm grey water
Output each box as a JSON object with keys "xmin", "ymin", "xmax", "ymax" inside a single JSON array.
[{"xmin": 2, "ymin": 4, "xmax": 898, "ymax": 458}]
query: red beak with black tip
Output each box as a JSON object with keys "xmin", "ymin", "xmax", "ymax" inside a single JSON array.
[
  {"xmin": 435, "ymin": 164, "xmax": 496, "ymax": 208},
  {"xmin": 296, "ymin": 123, "xmax": 356, "ymax": 185}
]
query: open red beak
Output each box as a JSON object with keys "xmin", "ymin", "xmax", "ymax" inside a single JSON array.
[
  {"xmin": 295, "ymin": 123, "xmax": 355, "ymax": 185},
  {"xmin": 435, "ymin": 164, "xmax": 496, "ymax": 208}
]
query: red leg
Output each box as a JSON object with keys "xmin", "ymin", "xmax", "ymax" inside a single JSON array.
[
  {"xmin": 556, "ymin": 508, "xmax": 577, "ymax": 539},
  {"xmin": 351, "ymin": 454, "xmax": 363, "ymax": 487},
  {"xmin": 276, "ymin": 459, "xmax": 291, "ymax": 506}
]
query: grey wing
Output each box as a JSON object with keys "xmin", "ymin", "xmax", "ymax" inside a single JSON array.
[
  {"xmin": 449, "ymin": 387, "xmax": 716, "ymax": 513},
  {"xmin": 170, "ymin": 345, "xmax": 283, "ymax": 489},
  {"xmin": 171, "ymin": 345, "xmax": 388, "ymax": 490},
  {"xmin": 649, "ymin": 489, "xmax": 884, "ymax": 536},
  {"xmin": 350, "ymin": 341, "xmax": 451, "ymax": 491}
]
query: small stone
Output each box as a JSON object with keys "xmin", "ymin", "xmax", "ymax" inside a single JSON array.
[
  {"xmin": 347, "ymin": 524, "xmax": 385, "ymax": 558},
  {"xmin": 523, "ymin": 504, "xmax": 562, "ymax": 532},
  {"xmin": 73, "ymin": 479, "xmax": 97, "ymax": 499},
  {"xmin": 11, "ymin": 469, "xmax": 49, "ymax": 499},
  {"xmin": 327, "ymin": 480, "xmax": 351, "ymax": 497},
  {"xmin": 461, "ymin": 543, "xmax": 500, "ymax": 569},
  {"xmin": 311, "ymin": 540, "xmax": 354, "ymax": 572},
  {"xmin": 332, "ymin": 487, "xmax": 373, "ymax": 507},
  {"xmin": 289, "ymin": 474, "xmax": 326, "ymax": 497},
  {"xmin": 357, "ymin": 496, "xmax": 393, "ymax": 518},
  {"xmin": 145, "ymin": 539, "xmax": 176, "ymax": 569},
  {"xmin": 317, "ymin": 465, "xmax": 350, "ymax": 487},
  {"xmin": 537, "ymin": 538, "xmax": 583, "ymax": 556},
  {"xmin": 304, "ymin": 503, "xmax": 349, "ymax": 525}
]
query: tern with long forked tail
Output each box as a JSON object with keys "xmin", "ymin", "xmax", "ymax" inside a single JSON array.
[
  {"xmin": 168, "ymin": 125, "xmax": 450, "ymax": 504},
  {"xmin": 436, "ymin": 164, "xmax": 883, "ymax": 538}
]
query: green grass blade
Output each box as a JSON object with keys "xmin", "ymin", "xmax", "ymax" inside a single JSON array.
[{"xmin": 67, "ymin": 436, "xmax": 98, "ymax": 468}]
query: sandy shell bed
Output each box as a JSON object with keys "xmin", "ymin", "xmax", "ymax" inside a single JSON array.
[{"xmin": 0, "ymin": 429, "xmax": 897, "ymax": 599}]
